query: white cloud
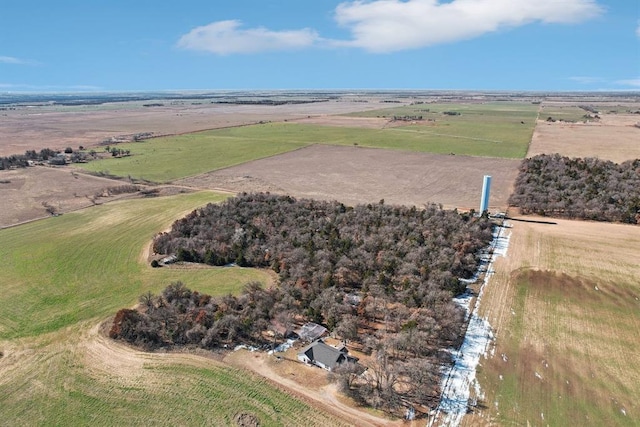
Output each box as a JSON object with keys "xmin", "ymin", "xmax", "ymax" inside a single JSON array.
[
  {"xmin": 178, "ymin": 1, "xmax": 603, "ymax": 55},
  {"xmin": 177, "ymin": 20, "xmax": 320, "ymax": 55},
  {"xmin": 0, "ymin": 83, "xmax": 102, "ymax": 91},
  {"xmin": 333, "ymin": 0, "xmax": 604, "ymax": 52},
  {"xmin": 0, "ymin": 55, "xmax": 26, "ymax": 64},
  {"xmin": 615, "ymin": 78, "xmax": 640, "ymax": 88}
]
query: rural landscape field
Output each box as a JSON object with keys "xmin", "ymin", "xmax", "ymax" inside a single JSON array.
[{"xmin": 1, "ymin": 90, "xmax": 639, "ymax": 427}]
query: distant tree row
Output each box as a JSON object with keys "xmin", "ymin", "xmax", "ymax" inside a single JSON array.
[
  {"xmin": 392, "ymin": 115, "xmax": 423, "ymax": 121},
  {"xmin": 509, "ymin": 154, "xmax": 640, "ymax": 223},
  {"xmin": 0, "ymin": 147, "xmax": 91, "ymax": 169},
  {"xmin": 0, "ymin": 148, "xmax": 58, "ymax": 169}
]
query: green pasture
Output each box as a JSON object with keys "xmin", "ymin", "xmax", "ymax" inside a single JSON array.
[
  {"xmin": 539, "ymin": 105, "xmax": 590, "ymax": 123},
  {"xmin": 79, "ymin": 105, "xmax": 534, "ymax": 183},
  {"xmin": 345, "ymin": 101, "xmax": 539, "ymax": 118},
  {"xmin": 0, "ymin": 192, "xmax": 341, "ymax": 425},
  {"xmin": 0, "ymin": 191, "xmax": 272, "ymax": 339},
  {"xmin": 79, "ymin": 130, "xmax": 309, "ymax": 182}
]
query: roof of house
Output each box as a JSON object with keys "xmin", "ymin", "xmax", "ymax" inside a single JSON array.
[
  {"xmin": 298, "ymin": 340, "xmax": 351, "ymax": 370},
  {"xmin": 296, "ymin": 322, "xmax": 327, "ymax": 342}
]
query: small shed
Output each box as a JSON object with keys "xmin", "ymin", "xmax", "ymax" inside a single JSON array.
[{"xmin": 296, "ymin": 322, "xmax": 327, "ymax": 342}]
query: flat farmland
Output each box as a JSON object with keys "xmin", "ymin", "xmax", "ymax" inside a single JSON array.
[
  {"xmin": 0, "ymin": 191, "xmax": 272, "ymax": 339},
  {"xmin": 345, "ymin": 102, "xmax": 538, "ymax": 157},
  {"xmin": 0, "ymin": 322, "xmax": 343, "ymax": 426},
  {"xmin": 176, "ymin": 144, "xmax": 521, "ymax": 210},
  {"xmin": 0, "ymin": 191, "xmax": 344, "ymax": 426},
  {"xmin": 78, "ymin": 127, "xmax": 311, "ymax": 183},
  {"xmin": 465, "ymin": 218, "xmax": 640, "ymax": 426},
  {"xmin": 78, "ymin": 116, "xmax": 529, "ymax": 184},
  {"xmin": 0, "ymin": 166, "xmax": 126, "ymax": 228},
  {"xmin": 0, "ymin": 99, "xmax": 385, "ymax": 157},
  {"xmin": 528, "ymin": 112, "xmax": 640, "ymax": 163}
]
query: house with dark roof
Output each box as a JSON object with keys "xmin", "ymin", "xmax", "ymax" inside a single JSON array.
[{"xmin": 297, "ymin": 340, "xmax": 358, "ymax": 371}]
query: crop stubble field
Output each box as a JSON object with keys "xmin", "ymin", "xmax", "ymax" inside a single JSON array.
[
  {"xmin": 528, "ymin": 111, "xmax": 640, "ymax": 163},
  {"xmin": 79, "ymin": 114, "xmax": 533, "ymax": 183},
  {"xmin": 460, "ymin": 101, "xmax": 640, "ymax": 426},
  {"xmin": 464, "ymin": 218, "xmax": 640, "ymax": 426},
  {"xmin": 176, "ymin": 144, "xmax": 520, "ymax": 210}
]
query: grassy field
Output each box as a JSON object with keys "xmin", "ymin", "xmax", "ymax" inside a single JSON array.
[
  {"xmin": 0, "ymin": 191, "xmax": 273, "ymax": 339},
  {"xmin": 346, "ymin": 102, "xmax": 537, "ymax": 151},
  {"xmin": 0, "ymin": 192, "xmax": 344, "ymax": 425},
  {"xmin": 0, "ymin": 323, "xmax": 343, "ymax": 426},
  {"xmin": 79, "ymin": 109, "xmax": 533, "ymax": 182},
  {"xmin": 468, "ymin": 218, "xmax": 640, "ymax": 426},
  {"xmin": 538, "ymin": 104, "xmax": 589, "ymax": 123},
  {"xmin": 79, "ymin": 130, "xmax": 310, "ymax": 183}
]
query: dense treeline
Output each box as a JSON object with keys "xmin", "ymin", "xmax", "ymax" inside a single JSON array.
[
  {"xmin": 153, "ymin": 193, "xmax": 493, "ymax": 302},
  {"xmin": 110, "ymin": 281, "xmax": 285, "ymax": 350},
  {"xmin": 115, "ymin": 193, "xmax": 494, "ymax": 413},
  {"xmin": 0, "ymin": 148, "xmax": 58, "ymax": 169},
  {"xmin": 509, "ymin": 154, "xmax": 640, "ymax": 223}
]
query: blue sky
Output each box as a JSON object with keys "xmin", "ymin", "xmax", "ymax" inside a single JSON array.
[{"xmin": 1, "ymin": 0, "xmax": 638, "ymax": 92}]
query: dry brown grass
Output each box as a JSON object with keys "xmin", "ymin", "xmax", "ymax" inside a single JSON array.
[
  {"xmin": 528, "ymin": 112, "xmax": 640, "ymax": 162},
  {"xmin": 176, "ymin": 144, "xmax": 521, "ymax": 211},
  {"xmin": 0, "ymin": 166, "xmax": 196, "ymax": 228},
  {"xmin": 0, "ymin": 101, "xmax": 386, "ymax": 157},
  {"xmin": 464, "ymin": 217, "xmax": 640, "ymax": 426},
  {"xmin": 0, "ymin": 167, "xmax": 136, "ymax": 227}
]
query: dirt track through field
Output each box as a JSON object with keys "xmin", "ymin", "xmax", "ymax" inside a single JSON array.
[
  {"xmin": 82, "ymin": 321, "xmax": 397, "ymax": 426},
  {"xmin": 225, "ymin": 350, "xmax": 401, "ymax": 427},
  {"xmin": 176, "ymin": 144, "xmax": 521, "ymax": 211}
]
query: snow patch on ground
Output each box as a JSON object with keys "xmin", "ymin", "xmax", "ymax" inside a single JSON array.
[
  {"xmin": 268, "ymin": 338, "xmax": 296, "ymax": 355},
  {"xmin": 429, "ymin": 222, "xmax": 511, "ymax": 427}
]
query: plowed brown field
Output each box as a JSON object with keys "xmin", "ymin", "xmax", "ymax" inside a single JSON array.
[
  {"xmin": 528, "ymin": 112, "xmax": 640, "ymax": 162},
  {"xmin": 176, "ymin": 144, "xmax": 521, "ymax": 210}
]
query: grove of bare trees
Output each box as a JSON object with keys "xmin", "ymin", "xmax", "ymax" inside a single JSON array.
[
  {"xmin": 509, "ymin": 154, "xmax": 640, "ymax": 223},
  {"xmin": 113, "ymin": 193, "xmax": 495, "ymax": 414}
]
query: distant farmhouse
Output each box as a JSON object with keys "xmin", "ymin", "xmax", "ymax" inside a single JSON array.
[{"xmin": 297, "ymin": 340, "xmax": 358, "ymax": 371}]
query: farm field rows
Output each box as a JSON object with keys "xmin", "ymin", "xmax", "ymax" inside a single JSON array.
[
  {"xmin": 528, "ymin": 110, "xmax": 640, "ymax": 163},
  {"xmin": 79, "ymin": 103, "xmax": 536, "ymax": 184},
  {"xmin": 466, "ymin": 218, "xmax": 640, "ymax": 426},
  {"xmin": 78, "ymin": 130, "xmax": 310, "ymax": 183},
  {"xmin": 0, "ymin": 191, "xmax": 346, "ymax": 425},
  {"xmin": 0, "ymin": 322, "xmax": 343, "ymax": 426},
  {"xmin": 176, "ymin": 144, "xmax": 521, "ymax": 211},
  {"xmin": 0, "ymin": 191, "xmax": 275, "ymax": 339},
  {"xmin": 0, "ymin": 98, "xmax": 384, "ymax": 157}
]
